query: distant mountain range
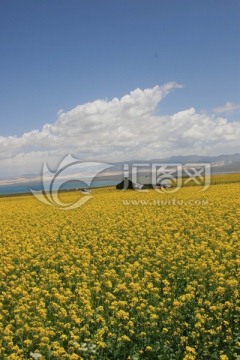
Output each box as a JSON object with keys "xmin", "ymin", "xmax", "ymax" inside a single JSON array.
[
  {"xmin": 105, "ymin": 153, "xmax": 240, "ymax": 176},
  {"xmin": 1, "ymin": 153, "xmax": 240, "ymax": 187}
]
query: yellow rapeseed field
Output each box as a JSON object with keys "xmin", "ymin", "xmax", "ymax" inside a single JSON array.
[{"xmin": 0, "ymin": 183, "xmax": 239, "ymax": 360}]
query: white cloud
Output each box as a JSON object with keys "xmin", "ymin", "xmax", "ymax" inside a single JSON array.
[
  {"xmin": 214, "ymin": 101, "xmax": 240, "ymax": 114},
  {"xmin": 1, "ymin": 82, "xmax": 240, "ymax": 179}
]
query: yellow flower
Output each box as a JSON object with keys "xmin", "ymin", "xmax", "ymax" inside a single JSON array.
[{"xmin": 0, "ymin": 181, "xmax": 239, "ymax": 359}]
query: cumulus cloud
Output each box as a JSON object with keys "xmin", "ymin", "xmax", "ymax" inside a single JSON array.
[
  {"xmin": 1, "ymin": 82, "xmax": 240, "ymax": 179},
  {"xmin": 214, "ymin": 101, "xmax": 240, "ymax": 114}
]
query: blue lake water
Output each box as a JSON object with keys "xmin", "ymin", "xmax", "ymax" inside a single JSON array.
[{"xmin": 0, "ymin": 179, "xmax": 119, "ymax": 196}]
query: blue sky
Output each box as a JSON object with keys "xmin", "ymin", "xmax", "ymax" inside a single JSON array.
[{"xmin": 0, "ymin": 0, "xmax": 240, "ymax": 179}]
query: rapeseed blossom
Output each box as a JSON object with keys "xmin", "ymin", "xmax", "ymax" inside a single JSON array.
[{"xmin": 0, "ymin": 182, "xmax": 239, "ymax": 359}]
